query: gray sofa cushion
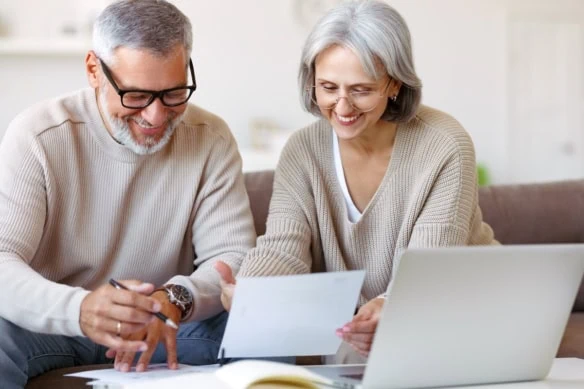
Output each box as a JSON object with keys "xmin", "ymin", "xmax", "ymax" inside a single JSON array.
[{"xmin": 478, "ymin": 180, "xmax": 584, "ymax": 311}]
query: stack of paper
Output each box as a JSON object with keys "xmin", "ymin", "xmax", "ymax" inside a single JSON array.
[{"xmin": 68, "ymin": 364, "xmax": 220, "ymax": 388}]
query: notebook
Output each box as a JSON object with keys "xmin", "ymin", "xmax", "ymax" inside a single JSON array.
[{"xmin": 308, "ymin": 244, "xmax": 584, "ymax": 389}]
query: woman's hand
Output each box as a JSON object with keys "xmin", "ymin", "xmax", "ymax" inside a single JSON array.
[
  {"xmin": 214, "ymin": 261, "xmax": 236, "ymax": 311},
  {"xmin": 336, "ymin": 297, "xmax": 385, "ymax": 357}
]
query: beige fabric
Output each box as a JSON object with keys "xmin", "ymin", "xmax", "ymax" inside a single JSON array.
[
  {"xmin": 0, "ymin": 88, "xmax": 256, "ymax": 336},
  {"xmin": 240, "ymin": 106, "xmax": 497, "ymax": 306}
]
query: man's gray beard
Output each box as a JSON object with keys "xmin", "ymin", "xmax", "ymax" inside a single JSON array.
[{"xmin": 99, "ymin": 92, "xmax": 184, "ymax": 155}]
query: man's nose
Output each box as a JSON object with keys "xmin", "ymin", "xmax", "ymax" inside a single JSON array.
[{"xmin": 140, "ymin": 98, "xmax": 168, "ymax": 127}]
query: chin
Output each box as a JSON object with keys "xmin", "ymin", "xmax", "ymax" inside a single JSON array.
[
  {"xmin": 331, "ymin": 123, "xmax": 365, "ymax": 141},
  {"xmin": 113, "ymin": 113, "xmax": 184, "ymax": 155},
  {"xmin": 126, "ymin": 127, "xmax": 176, "ymax": 155}
]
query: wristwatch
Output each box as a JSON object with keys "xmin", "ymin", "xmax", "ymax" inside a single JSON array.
[{"xmin": 159, "ymin": 284, "xmax": 193, "ymax": 321}]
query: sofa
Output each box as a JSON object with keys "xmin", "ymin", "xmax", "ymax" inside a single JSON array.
[{"xmin": 25, "ymin": 171, "xmax": 584, "ymax": 388}]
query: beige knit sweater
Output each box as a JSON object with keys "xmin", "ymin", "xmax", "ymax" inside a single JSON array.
[
  {"xmin": 239, "ymin": 106, "xmax": 497, "ymax": 305},
  {"xmin": 0, "ymin": 88, "xmax": 256, "ymax": 336}
]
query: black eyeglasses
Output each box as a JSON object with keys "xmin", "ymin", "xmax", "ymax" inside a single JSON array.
[{"xmin": 99, "ymin": 58, "xmax": 197, "ymax": 109}]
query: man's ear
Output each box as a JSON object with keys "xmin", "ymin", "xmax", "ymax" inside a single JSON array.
[{"xmin": 86, "ymin": 51, "xmax": 100, "ymax": 89}]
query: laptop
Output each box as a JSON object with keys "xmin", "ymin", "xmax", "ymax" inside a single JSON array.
[{"xmin": 308, "ymin": 244, "xmax": 584, "ymax": 389}]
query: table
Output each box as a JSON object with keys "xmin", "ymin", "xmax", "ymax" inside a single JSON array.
[{"xmin": 28, "ymin": 358, "xmax": 584, "ymax": 388}]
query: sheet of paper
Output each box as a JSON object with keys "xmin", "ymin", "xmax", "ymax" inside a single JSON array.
[
  {"xmin": 117, "ymin": 372, "xmax": 229, "ymax": 389},
  {"xmin": 220, "ymin": 270, "xmax": 366, "ymax": 358},
  {"xmin": 547, "ymin": 358, "xmax": 584, "ymax": 381},
  {"xmin": 67, "ymin": 363, "xmax": 219, "ymax": 386}
]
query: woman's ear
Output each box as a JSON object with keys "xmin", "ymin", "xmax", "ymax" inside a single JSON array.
[
  {"xmin": 85, "ymin": 51, "xmax": 100, "ymax": 89},
  {"xmin": 389, "ymin": 78, "xmax": 402, "ymax": 98}
]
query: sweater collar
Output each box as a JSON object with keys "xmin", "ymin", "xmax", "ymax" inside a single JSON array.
[{"xmin": 81, "ymin": 88, "xmax": 155, "ymax": 163}]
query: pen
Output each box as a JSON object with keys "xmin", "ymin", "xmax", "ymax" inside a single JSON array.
[{"xmin": 108, "ymin": 278, "xmax": 179, "ymax": 330}]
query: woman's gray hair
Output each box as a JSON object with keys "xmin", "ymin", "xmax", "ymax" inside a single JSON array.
[
  {"xmin": 93, "ymin": 0, "xmax": 193, "ymax": 65},
  {"xmin": 298, "ymin": 0, "xmax": 422, "ymax": 123}
]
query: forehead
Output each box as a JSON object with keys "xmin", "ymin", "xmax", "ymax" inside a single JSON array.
[
  {"xmin": 314, "ymin": 45, "xmax": 385, "ymax": 83},
  {"xmin": 108, "ymin": 46, "xmax": 188, "ymax": 90}
]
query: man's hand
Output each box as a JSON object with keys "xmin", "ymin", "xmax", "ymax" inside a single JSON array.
[
  {"xmin": 108, "ymin": 291, "xmax": 181, "ymax": 372},
  {"xmin": 336, "ymin": 297, "xmax": 385, "ymax": 357},
  {"xmin": 214, "ymin": 261, "xmax": 236, "ymax": 311},
  {"xmin": 79, "ymin": 280, "xmax": 159, "ymax": 356}
]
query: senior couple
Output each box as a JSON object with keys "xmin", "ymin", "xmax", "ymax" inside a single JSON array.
[{"xmin": 0, "ymin": 1, "xmax": 496, "ymax": 387}]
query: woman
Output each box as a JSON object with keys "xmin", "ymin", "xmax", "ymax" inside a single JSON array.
[{"xmin": 216, "ymin": 0, "xmax": 496, "ymax": 362}]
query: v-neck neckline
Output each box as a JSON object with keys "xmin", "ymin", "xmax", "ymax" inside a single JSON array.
[{"xmin": 327, "ymin": 124, "xmax": 405, "ymax": 225}]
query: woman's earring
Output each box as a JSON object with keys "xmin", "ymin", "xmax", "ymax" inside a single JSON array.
[{"xmin": 391, "ymin": 95, "xmax": 398, "ymax": 102}]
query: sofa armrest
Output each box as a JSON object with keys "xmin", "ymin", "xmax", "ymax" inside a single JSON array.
[
  {"xmin": 557, "ymin": 312, "xmax": 584, "ymax": 358},
  {"xmin": 25, "ymin": 364, "xmax": 113, "ymax": 389}
]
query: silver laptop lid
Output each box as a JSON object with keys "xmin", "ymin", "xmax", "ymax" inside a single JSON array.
[{"xmin": 363, "ymin": 244, "xmax": 584, "ymax": 389}]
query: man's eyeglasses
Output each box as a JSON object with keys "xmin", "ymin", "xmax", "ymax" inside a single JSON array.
[{"xmin": 99, "ymin": 58, "xmax": 197, "ymax": 109}]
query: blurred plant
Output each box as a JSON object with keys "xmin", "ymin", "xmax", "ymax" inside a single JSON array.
[{"xmin": 477, "ymin": 163, "xmax": 491, "ymax": 187}]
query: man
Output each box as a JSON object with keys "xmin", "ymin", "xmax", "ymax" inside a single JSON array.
[{"xmin": 0, "ymin": 1, "xmax": 255, "ymax": 387}]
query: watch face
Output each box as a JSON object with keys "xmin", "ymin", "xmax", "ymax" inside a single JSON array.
[
  {"xmin": 170, "ymin": 285, "xmax": 191, "ymax": 304},
  {"xmin": 166, "ymin": 284, "xmax": 193, "ymax": 320}
]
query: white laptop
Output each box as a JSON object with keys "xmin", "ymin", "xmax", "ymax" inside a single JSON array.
[{"xmin": 309, "ymin": 244, "xmax": 584, "ymax": 389}]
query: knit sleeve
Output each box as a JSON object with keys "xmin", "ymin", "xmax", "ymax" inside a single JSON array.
[
  {"xmin": 238, "ymin": 136, "xmax": 314, "ymax": 277},
  {"xmin": 166, "ymin": 129, "xmax": 256, "ymax": 322},
  {"xmin": 408, "ymin": 129, "xmax": 494, "ymax": 247},
  {"xmin": 0, "ymin": 119, "xmax": 89, "ymax": 336}
]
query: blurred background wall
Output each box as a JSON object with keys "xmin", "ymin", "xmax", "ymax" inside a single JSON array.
[{"xmin": 0, "ymin": 0, "xmax": 583, "ymax": 183}]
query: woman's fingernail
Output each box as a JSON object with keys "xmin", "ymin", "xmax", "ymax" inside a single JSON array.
[
  {"xmin": 140, "ymin": 343, "xmax": 148, "ymax": 352},
  {"xmin": 153, "ymin": 302, "xmax": 161, "ymax": 312}
]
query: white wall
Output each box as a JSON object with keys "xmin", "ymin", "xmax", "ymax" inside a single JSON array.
[
  {"xmin": 393, "ymin": 0, "xmax": 509, "ymax": 182},
  {"xmin": 1, "ymin": 0, "xmax": 583, "ymax": 183},
  {"xmin": 393, "ymin": 0, "xmax": 584, "ymax": 183},
  {"xmin": 171, "ymin": 0, "xmax": 315, "ymax": 135}
]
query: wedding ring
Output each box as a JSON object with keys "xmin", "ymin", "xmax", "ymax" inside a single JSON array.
[{"xmin": 116, "ymin": 321, "xmax": 121, "ymax": 337}]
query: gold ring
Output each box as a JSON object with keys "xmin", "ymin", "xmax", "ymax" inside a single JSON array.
[{"xmin": 116, "ymin": 321, "xmax": 121, "ymax": 337}]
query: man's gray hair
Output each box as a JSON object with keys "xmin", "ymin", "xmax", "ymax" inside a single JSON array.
[
  {"xmin": 298, "ymin": 0, "xmax": 422, "ymax": 122},
  {"xmin": 93, "ymin": 0, "xmax": 193, "ymax": 65}
]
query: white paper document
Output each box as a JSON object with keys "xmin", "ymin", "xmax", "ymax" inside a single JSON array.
[
  {"xmin": 220, "ymin": 270, "xmax": 366, "ymax": 358},
  {"xmin": 67, "ymin": 363, "xmax": 219, "ymax": 387}
]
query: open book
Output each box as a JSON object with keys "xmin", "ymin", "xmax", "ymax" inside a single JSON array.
[
  {"xmin": 86, "ymin": 360, "xmax": 356, "ymax": 389},
  {"xmin": 214, "ymin": 360, "xmax": 355, "ymax": 389}
]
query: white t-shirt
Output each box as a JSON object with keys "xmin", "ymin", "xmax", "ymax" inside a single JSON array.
[{"xmin": 333, "ymin": 133, "xmax": 363, "ymax": 223}]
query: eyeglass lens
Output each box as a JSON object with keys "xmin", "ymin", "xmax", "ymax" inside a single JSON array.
[
  {"xmin": 122, "ymin": 89, "xmax": 192, "ymax": 108},
  {"xmin": 311, "ymin": 86, "xmax": 384, "ymax": 112}
]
